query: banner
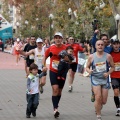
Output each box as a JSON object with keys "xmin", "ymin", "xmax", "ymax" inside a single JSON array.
[{"xmin": 0, "ymin": 14, "xmax": 13, "ymax": 43}]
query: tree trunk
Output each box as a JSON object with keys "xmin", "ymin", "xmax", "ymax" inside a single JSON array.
[{"xmin": 109, "ymin": 0, "xmax": 120, "ymax": 39}]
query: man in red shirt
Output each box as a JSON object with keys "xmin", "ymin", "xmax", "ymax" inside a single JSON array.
[
  {"xmin": 110, "ymin": 39, "xmax": 120, "ymax": 116},
  {"xmin": 66, "ymin": 37, "xmax": 84, "ymax": 92},
  {"xmin": 42, "ymin": 32, "xmax": 66, "ymax": 118}
]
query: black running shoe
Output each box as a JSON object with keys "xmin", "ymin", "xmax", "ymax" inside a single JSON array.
[
  {"xmin": 32, "ymin": 111, "xmax": 36, "ymax": 117},
  {"xmin": 54, "ymin": 111, "xmax": 60, "ymax": 118},
  {"xmin": 26, "ymin": 114, "xmax": 30, "ymax": 118},
  {"xmin": 116, "ymin": 110, "xmax": 120, "ymax": 116}
]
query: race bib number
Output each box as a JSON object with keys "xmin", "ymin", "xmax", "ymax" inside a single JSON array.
[
  {"xmin": 29, "ymin": 54, "xmax": 34, "ymax": 60},
  {"xmin": 95, "ymin": 62, "xmax": 106, "ymax": 72},
  {"xmin": 37, "ymin": 55, "xmax": 43, "ymax": 61},
  {"xmin": 78, "ymin": 58, "xmax": 86, "ymax": 65},
  {"xmin": 114, "ymin": 62, "xmax": 120, "ymax": 71},
  {"xmin": 52, "ymin": 60, "xmax": 59, "ymax": 70}
]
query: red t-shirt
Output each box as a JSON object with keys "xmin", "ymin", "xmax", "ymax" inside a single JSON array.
[
  {"xmin": 66, "ymin": 43, "xmax": 83, "ymax": 63},
  {"xmin": 45, "ymin": 44, "xmax": 66, "ymax": 73},
  {"xmin": 110, "ymin": 51, "xmax": 120, "ymax": 78}
]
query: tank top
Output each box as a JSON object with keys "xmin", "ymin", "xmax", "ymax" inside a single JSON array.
[
  {"xmin": 34, "ymin": 47, "xmax": 44, "ymax": 70},
  {"xmin": 91, "ymin": 52, "xmax": 109, "ymax": 86}
]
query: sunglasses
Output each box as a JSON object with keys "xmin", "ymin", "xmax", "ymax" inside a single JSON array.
[{"xmin": 70, "ymin": 39, "xmax": 74, "ymax": 40}]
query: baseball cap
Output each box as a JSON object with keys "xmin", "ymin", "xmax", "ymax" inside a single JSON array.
[
  {"xmin": 111, "ymin": 39, "xmax": 120, "ymax": 44},
  {"xmin": 16, "ymin": 38, "xmax": 20, "ymax": 42},
  {"xmin": 54, "ymin": 32, "xmax": 63, "ymax": 38},
  {"xmin": 36, "ymin": 38, "xmax": 43, "ymax": 43}
]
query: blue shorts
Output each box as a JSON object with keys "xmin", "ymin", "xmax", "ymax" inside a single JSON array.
[{"xmin": 49, "ymin": 70, "xmax": 66, "ymax": 89}]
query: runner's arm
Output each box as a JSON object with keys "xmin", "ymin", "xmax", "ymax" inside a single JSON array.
[
  {"xmin": 107, "ymin": 54, "xmax": 115, "ymax": 75},
  {"xmin": 86, "ymin": 55, "xmax": 93, "ymax": 74}
]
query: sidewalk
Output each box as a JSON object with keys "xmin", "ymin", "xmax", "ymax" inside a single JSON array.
[{"xmin": 0, "ymin": 51, "xmax": 119, "ymax": 120}]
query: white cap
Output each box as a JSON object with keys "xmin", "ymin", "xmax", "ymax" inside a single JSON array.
[
  {"xmin": 16, "ymin": 38, "xmax": 20, "ymax": 42},
  {"xmin": 36, "ymin": 38, "xmax": 43, "ymax": 43},
  {"xmin": 54, "ymin": 32, "xmax": 63, "ymax": 38}
]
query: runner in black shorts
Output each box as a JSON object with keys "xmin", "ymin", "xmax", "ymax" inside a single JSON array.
[
  {"xmin": 69, "ymin": 63, "xmax": 77, "ymax": 72},
  {"xmin": 110, "ymin": 39, "xmax": 120, "ymax": 116}
]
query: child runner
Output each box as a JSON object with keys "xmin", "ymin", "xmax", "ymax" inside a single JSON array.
[{"xmin": 26, "ymin": 63, "xmax": 43, "ymax": 118}]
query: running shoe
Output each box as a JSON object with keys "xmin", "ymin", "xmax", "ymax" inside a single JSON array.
[
  {"xmin": 91, "ymin": 91, "xmax": 95, "ymax": 102},
  {"xmin": 68, "ymin": 86, "xmax": 73, "ymax": 92},
  {"xmin": 26, "ymin": 114, "xmax": 30, "ymax": 118},
  {"xmin": 96, "ymin": 115, "xmax": 102, "ymax": 120},
  {"xmin": 39, "ymin": 85, "xmax": 43, "ymax": 94},
  {"xmin": 116, "ymin": 110, "xmax": 120, "ymax": 116},
  {"xmin": 54, "ymin": 111, "xmax": 60, "ymax": 118}
]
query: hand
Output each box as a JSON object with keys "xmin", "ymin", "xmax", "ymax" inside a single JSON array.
[
  {"xmin": 94, "ymin": 29, "xmax": 99, "ymax": 34},
  {"xmin": 88, "ymin": 69, "xmax": 93, "ymax": 75},
  {"xmin": 30, "ymin": 89, "xmax": 33, "ymax": 93},
  {"xmin": 103, "ymin": 72, "xmax": 109, "ymax": 79},
  {"xmin": 42, "ymin": 67, "xmax": 47, "ymax": 72}
]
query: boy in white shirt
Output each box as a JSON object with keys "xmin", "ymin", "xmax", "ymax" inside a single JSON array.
[{"xmin": 26, "ymin": 63, "xmax": 44, "ymax": 118}]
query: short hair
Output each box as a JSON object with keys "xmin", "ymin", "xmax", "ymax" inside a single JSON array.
[
  {"xmin": 30, "ymin": 36, "xmax": 36, "ymax": 39},
  {"xmin": 29, "ymin": 63, "xmax": 38, "ymax": 72},
  {"xmin": 100, "ymin": 34, "xmax": 108, "ymax": 39},
  {"xmin": 66, "ymin": 46, "xmax": 73, "ymax": 51}
]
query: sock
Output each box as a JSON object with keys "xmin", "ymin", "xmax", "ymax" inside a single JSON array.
[
  {"xmin": 114, "ymin": 96, "xmax": 119, "ymax": 108},
  {"xmin": 52, "ymin": 96, "xmax": 58, "ymax": 110},
  {"xmin": 58, "ymin": 95, "xmax": 61, "ymax": 104}
]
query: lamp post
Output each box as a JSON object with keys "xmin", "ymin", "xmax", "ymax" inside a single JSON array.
[
  {"xmin": 115, "ymin": 14, "xmax": 120, "ymax": 39},
  {"xmin": 99, "ymin": 0, "xmax": 105, "ymax": 9},
  {"xmin": 16, "ymin": 21, "xmax": 20, "ymax": 36},
  {"xmin": 68, "ymin": 8, "xmax": 72, "ymax": 19},
  {"xmin": 49, "ymin": 13, "xmax": 54, "ymax": 40},
  {"xmin": 25, "ymin": 20, "xmax": 28, "ymax": 27}
]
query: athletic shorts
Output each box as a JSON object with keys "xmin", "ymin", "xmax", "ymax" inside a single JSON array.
[
  {"xmin": 111, "ymin": 78, "xmax": 120, "ymax": 89},
  {"xmin": 49, "ymin": 70, "xmax": 65, "ymax": 89},
  {"xmin": 69, "ymin": 63, "xmax": 77, "ymax": 72}
]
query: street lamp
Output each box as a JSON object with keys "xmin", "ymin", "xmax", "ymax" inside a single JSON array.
[
  {"xmin": 25, "ymin": 20, "xmax": 28, "ymax": 25},
  {"xmin": 68, "ymin": 8, "xmax": 72, "ymax": 19},
  {"xmin": 49, "ymin": 13, "xmax": 54, "ymax": 40},
  {"xmin": 16, "ymin": 21, "xmax": 20, "ymax": 36},
  {"xmin": 115, "ymin": 14, "xmax": 120, "ymax": 39},
  {"xmin": 99, "ymin": 0, "xmax": 105, "ymax": 9}
]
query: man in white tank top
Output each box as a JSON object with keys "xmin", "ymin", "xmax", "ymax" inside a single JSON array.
[{"xmin": 86, "ymin": 40, "xmax": 114, "ymax": 120}]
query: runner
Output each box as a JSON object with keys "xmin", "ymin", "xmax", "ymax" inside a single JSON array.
[
  {"xmin": 91, "ymin": 30, "xmax": 112, "ymax": 102},
  {"xmin": 86, "ymin": 39, "xmax": 114, "ymax": 120},
  {"xmin": 110, "ymin": 39, "xmax": 120, "ymax": 116},
  {"xmin": 23, "ymin": 36, "xmax": 37, "ymax": 77},
  {"xmin": 13, "ymin": 38, "xmax": 23, "ymax": 65},
  {"xmin": 42, "ymin": 32, "xmax": 66, "ymax": 118},
  {"xmin": 66, "ymin": 37, "xmax": 84, "ymax": 92},
  {"xmin": 26, "ymin": 63, "xmax": 41, "ymax": 118}
]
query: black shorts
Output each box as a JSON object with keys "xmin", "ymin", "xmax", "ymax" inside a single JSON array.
[
  {"xmin": 69, "ymin": 63, "xmax": 77, "ymax": 72},
  {"xmin": 111, "ymin": 78, "xmax": 120, "ymax": 89},
  {"xmin": 49, "ymin": 70, "xmax": 65, "ymax": 89}
]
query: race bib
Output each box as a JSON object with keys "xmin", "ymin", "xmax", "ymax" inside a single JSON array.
[
  {"xmin": 29, "ymin": 54, "xmax": 35, "ymax": 60},
  {"xmin": 78, "ymin": 58, "xmax": 86, "ymax": 65},
  {"xmin": 95, "ymin": 62, "xmax": 106, "ymax": 72},
  {"xmin": 37, "ymin": 55, "xmax": 43, "ymax": 60},
  {"xmin": 52, "ymin": 60, "xmax": 59, "ymax": 70},
  {"xmin": 114, "ymin": 62, "xmax": 120, "ymax": 71}
]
